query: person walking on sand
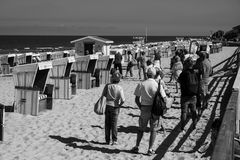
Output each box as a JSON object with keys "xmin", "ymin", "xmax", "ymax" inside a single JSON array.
[
  {"xmin": 137, "ymin": 51, "xmax": 147, "ymax": 80},
  {"xmin": 154, "ymin": 67, "xmax": 170, "ymax": 135},
  {"xmin": 114, "ymin": 52, "xmax": 123, "ymax": 76},
  {"xmin": 171, "ymin": 55, "xmax": 183, "ymax": 93},
  {"xmin": 101, "ymin": 72, "xmax": 125, "ymax": 145},
  {"xmin": 178, "ymin": 57, "xmax": 198, "ymax": 131},
  {"xmin": 153, "ymin": 50, "xmax": 162, "ymax": 69},
  {"xmin": 198, "ymin": 52, "xmax": 212, "ymax": 110},
  {"xmin": 193, "ymin": 51, "xmax": 212, "ymax": 116},
  {"xmin": 131, "ymin": 67, "xmax": 167, "ymax": 156},
  {"xmin": 125, "ymin": 50, "xmax": 134, "ymax": 78}
]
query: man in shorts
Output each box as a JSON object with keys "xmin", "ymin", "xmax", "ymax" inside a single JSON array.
[{"xmin": 131, "ymin": 67, "xmax": 166, "ymax": 156}]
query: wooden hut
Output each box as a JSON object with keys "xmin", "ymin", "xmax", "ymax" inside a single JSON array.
[
  {"xmin": 96, "ymin": 55, "xmax": 114, "ymax": 85},
  {"xmin": 72, "ymin": 54, "xmax": 98, "ymax": 89},
  {"xmin": 49, "ymin": 57, "xmax": 75, "ymax": 99},
  {"xmin": 70, "ymin": 36, "xmax": 113, "ymax": 56},
  {"xmin": 13, "ymin": 61, "xmax": 53, "ymax": 116}
]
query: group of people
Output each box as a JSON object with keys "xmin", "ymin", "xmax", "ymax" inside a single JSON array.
[
  {"xmin": 113, "ymin": 50, "xmax": 162, "ymax": 80},
  {"xmin": 102, "ymin": 49, "xmax": 212, "ymax": 156},
  {"xmin": 169, "ymin": 49, "xmax": 212, "ymax": 130}
]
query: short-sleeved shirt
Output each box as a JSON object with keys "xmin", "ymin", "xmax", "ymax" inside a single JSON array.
[
  {"xmin": 134, "ymin": 78, "xmax": 166, "ymax": 106},
  {"xmin": 102, "ymin": 83, "xmax": 125, "ymax": 107}
]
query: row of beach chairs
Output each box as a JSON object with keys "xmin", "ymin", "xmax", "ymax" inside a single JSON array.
[
  {"xmin": 1, "ymin": 51, "xmax": 114, "ymax": 116},
  {"xmin": 0, "ymin": 50, "xmax": 76, "ymax": 75}
]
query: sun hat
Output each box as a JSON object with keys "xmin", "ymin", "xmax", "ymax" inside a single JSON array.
[{"xmin": 111, "ymin": 72, "xmax": 121, "ymax": 83}]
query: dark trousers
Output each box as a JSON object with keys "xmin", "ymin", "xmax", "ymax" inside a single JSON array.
[
  {"xmin": 105, "ymin": 105, "xmax": 120, "ymax": 143},
  {"xmin": 114, "ymin": 63, "xmax": 122, "ymax": 75},
  {"xmin": 125, "ymin": 63, "xmax": 133, "ymax": 77},
  {"xmin": 181, "ymin": 96, "xmax": 197, "ymax": 129},
  {"xmin": 138, "ymin": 65, "xmax": 147, "ymax": 80}
]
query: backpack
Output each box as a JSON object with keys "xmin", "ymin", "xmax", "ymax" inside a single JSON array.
[
  {"xmin": 186, "ymin": 70, "xmax": 199, "ymax": 95},
  {"xmin": 151, "ymin": 81, "xmax": 167, "ymax": 116}
]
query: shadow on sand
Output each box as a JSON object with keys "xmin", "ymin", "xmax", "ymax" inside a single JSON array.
[
  {"xmin": 49, "ymin": 135, "xmax": 133, "ymax": 154},
  {"xmin": 153, "ymin": 60, "xmax": 236, "ymax": 159}
]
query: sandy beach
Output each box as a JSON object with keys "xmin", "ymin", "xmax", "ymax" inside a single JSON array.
[{"xmin": 0, "ymin": 47, "xmax": 237, "ymax": 160}]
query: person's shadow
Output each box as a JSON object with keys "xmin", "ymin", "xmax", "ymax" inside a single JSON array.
[{"xmin": 49, "ymin": 135, "xmax": 132, "ymax": 154}]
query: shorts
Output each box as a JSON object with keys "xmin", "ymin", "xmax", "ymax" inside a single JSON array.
[
  {"xmin": 200, "ymin": 79, "xmax": 210, "ymax": 97},
  {"xmin": 138, "ymin": 106, "xmax": 160, "ymax": 132}
]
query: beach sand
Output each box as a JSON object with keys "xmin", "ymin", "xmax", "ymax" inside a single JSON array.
[{"xmin": 0, "ymin": 47, "xmax": 237, "ymax": 160}]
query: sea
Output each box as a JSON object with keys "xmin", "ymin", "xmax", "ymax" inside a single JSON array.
[{"xmin": 0, "ymin": 35, "xmax": 206, "ymax": 54}]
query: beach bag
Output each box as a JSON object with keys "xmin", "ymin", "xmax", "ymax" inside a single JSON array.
[
  {"xmin": 186, "ymin": 70, "xmax": 199, "ymax": 95},
  {"xmin": 151, "ymin": 81, "xmax": 167, "ymax": 116},
  {"xmin": 94, "ymin": 96, "xmax": 106, "ymax": 115}
]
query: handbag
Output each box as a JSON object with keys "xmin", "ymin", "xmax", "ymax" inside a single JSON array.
[
  {"xmin": 151, "ymin": 81, "xmax": 167, "ymax": 116},
  {"xmin": 94, "ymin": 96, "xmax": 106, "ymax": 115}
]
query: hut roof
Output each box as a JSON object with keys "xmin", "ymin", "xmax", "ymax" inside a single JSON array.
[{"xmin": 70, "ymin": 36, "xmax": 114, "ymax": 44}]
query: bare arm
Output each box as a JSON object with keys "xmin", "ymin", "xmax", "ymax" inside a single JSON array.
[{"xmin": 135, "ymin": 96, "xmax": 141, "ymax": 109}]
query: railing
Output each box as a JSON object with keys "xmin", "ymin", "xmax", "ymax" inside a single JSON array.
[{"xmin": 212, "ymin": 47, "xmax": 240, "ymax": 160}]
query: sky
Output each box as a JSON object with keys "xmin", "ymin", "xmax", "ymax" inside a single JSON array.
[{"xmin": 0, "ymin": 0, "xmax": 239, "ymax": 36}]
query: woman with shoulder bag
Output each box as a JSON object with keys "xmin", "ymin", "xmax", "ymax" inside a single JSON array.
[{"xmin": 101, "ymin": 72, "xmax": 125, "ymax": 145}]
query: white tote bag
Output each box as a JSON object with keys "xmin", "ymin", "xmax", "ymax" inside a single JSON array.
[{"xmin": 94, "ymin": 96, "xmax": 106, "ymax": 115}]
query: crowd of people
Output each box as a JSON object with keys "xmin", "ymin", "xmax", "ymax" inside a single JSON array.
[{"xmin": 102, "ymin": 49, "xmax": 212, "ymax": 155}]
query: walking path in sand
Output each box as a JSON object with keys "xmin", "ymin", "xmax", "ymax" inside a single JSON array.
[{"xmin": 0, "ymin": 47, "xmax": 238, "ymax": 160}]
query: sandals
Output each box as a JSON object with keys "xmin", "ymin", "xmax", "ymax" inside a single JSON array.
[
  {"xmin": 147, "ymin": 149, "xmax": 155, "ymax": 156},
  {"xmin": 131, "ymin": 146, "xmax": 156, "ymax": 156}
]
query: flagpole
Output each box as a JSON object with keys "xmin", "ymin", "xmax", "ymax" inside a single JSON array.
[{"xmin": 145, "ymin": 27, "xmax": 148, "ymax": 44}]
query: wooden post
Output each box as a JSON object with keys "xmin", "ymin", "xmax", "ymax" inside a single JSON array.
[
  {"xmin": 212, "ymin": 90, "xmax": 238, "ymax": 160},
  {"xmin": 0, "ymin": 103, "xmax": 5, "ymax": 141},
  {"xmin": 233, "ymin": 48, "xmax": 240, "ymax": 134}
]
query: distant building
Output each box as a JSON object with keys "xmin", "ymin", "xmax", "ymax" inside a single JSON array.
[{"xmin": 70, "ymin": 36, "xmax": 114, "ymax": 56}]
